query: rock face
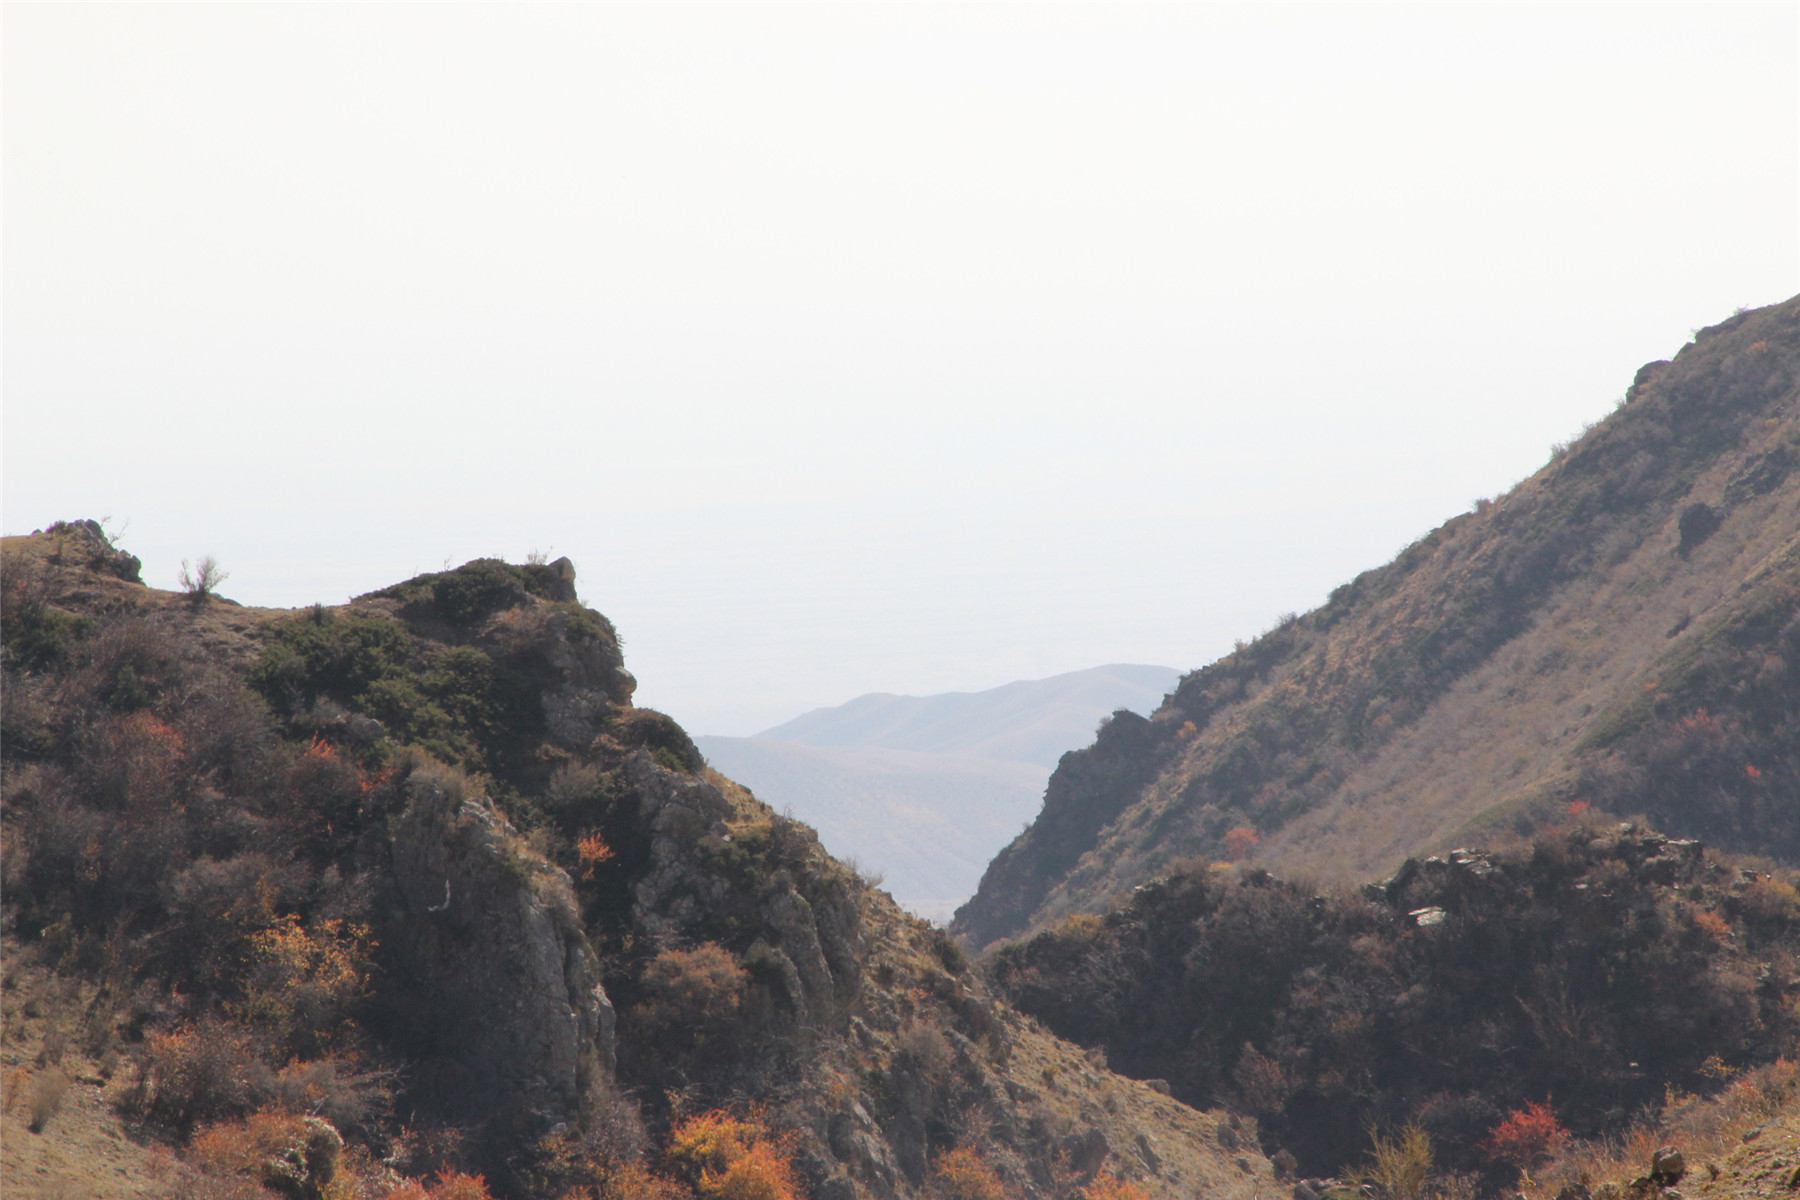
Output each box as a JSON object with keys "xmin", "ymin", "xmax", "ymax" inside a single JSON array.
[
  {"xmin": 625, "ymin": 751, "xmax": 864, "ymax": 1026},
  {"xmin": 380, "ymin": 768, "xmax": 615, "ymax": 1131}
]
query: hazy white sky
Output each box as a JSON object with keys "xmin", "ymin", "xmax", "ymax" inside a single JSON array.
[{"xmin": 5, "ymin": 3, "xmax": 1797, "ymax": 734}]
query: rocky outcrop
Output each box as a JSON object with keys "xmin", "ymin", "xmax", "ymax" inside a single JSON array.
[
  {"xmin": 379, "ymin": 769, "xmax": 614, "ymax": 1131},
  {"xmin": 625, "ymin": 751, "xmax": 864, "ymax": 1025},
  {"xmin": 953, "ymin": 710, "xmax": 1172, "ymax": 949}
]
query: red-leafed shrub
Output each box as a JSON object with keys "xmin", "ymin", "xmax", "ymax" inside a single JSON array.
[
  {"xmin": 1223, "ymin": 826, "xmax": 1260, "ymax": 862},
  {"xmin": 1483, "ymin": 1101, "xmax": 1569, "ymax": 1170}
]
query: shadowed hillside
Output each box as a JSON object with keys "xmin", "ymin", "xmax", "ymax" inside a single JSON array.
[{"xmin": 956, "ymin": 297, "xmax": 1800, "ymax": 949}]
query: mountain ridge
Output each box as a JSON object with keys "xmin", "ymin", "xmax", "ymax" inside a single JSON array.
[
  {"xmin": 955, "ymin": 297, "xmax": 1800, "ymax": 949},
  {"xmin": 748, "ymin": 664, "xmax": 1180, "ymax": 769}
]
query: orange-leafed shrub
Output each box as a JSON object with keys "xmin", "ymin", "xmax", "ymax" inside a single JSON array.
[
  {"xmin": 1691, "ymin": 908, "xmax": 1733, "ymax": 941},
  {"xmin": 384, "ymin": 1171, "xmax": 495, "ymax": 1200},
  {"xmin": 576, "ymin": 830, "xmax": 616, "ymax": 876},
  {"xmin": 927, "ymin": 1147, "xmax": 1011, "ymax": 1200},
  {"xmin": 128, "ymin": 1022, "xmax": 266, "ymax": 1131},
  {"xmin": 666, "ymin": 1109, "xmax": 799, "ymax": 1200},
  {"xmin": 234, "ymin": 913, "xmax": 373, "ymax": 1053},
  {"xmin": 1483, "ymin": 1101, "xmax": 1569, "ymax": 1170},
  {"xmin": 188, "ymin": 1110, "xmax": 310, "ymax": 1175},
  {"xmin": 1223, "ymin": 826, "xmax": 1260, "ymax": 862},
  {"xmin": 1079, "ymin": 1172, "xmax": 1151, "ymax": 1200},
  {"xmin": 589, "ymin": 1159, "xmax": 692, "ymax": 1200},
  {"xmin": 430, "ymin": 1171, "xmax": 495, "ymax": 1200}
]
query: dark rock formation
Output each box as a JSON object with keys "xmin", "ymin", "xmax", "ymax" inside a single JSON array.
[{"xmin": 378, "ymin": 768, "xmax": 614, "ymax": 1132}]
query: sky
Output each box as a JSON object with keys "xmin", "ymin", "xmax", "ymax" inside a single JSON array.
[{"xmin": 5, "ymin": 3, "xmax": 1797, "ymax": 735}]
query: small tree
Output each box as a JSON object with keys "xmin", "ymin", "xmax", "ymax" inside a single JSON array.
[
  {"xmin": 179, "ymin": 555, "xmax": 229, "ymax": 604},
  {"xmin": 1484, "ymin": 1101, "xmax": 1568, "ymax": 1174}
]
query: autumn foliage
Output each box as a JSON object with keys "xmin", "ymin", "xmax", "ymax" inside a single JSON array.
[
  {"xmin": 1483, "ymin": 1101, "xmax": 1569, "ymax": 1171},
  {"xmin": 927, "ymin": 1147, "xmax": 1012, "ymax": 1200},
  {"xmin": 665, "ymin": 1110, "xmax": 801, "ymax": 1200}
]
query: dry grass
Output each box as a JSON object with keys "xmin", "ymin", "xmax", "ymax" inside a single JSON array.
[
  {"xmin": 1520, "ymin": 1059, "xmax": 1800, "ymax": 1198},
  {"xmin": 0, "ymin": 943, "xmax": 169, "ymax": 1200}
]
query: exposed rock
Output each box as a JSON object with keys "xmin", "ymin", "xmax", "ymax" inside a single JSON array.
[
  {"xmin": 261, "ymin": 1118, "xmax": 344, "ymax": 1200},
  {"xmin": 379, "ymin": 770, "xmax": 614, "ymax": 1131},
  {"xmin": 624, "ymin": 751, "xmax": 864, "ymax": 1024},
  {"xmin": 1652, "ymin": 1145, "xmax": 1686, "ymax": 1184},
  {"xmin": 42, "ymin": 518, "xmax": 142, "ymax": 583}
]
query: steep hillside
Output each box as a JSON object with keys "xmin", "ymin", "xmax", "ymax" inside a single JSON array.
[
  {"xmin": 0, "ymin": 526, "xmax": 1268, "ymax": 1200},
  {"xmin": 696, "ymin": 667, "xmax": 1176, "ymax": 921},
  {"xmin": 956, "ymin": 297, "xmax": 1800, "ymax": 948}
]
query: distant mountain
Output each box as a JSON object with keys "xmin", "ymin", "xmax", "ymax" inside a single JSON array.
[
  {"xmin": 756, "ymin": 664, "xmax": 1181, "ymax": 768},
  {"xmin": 690, "ymin": 740, "xmax": 1047, "ymax": 921},
  {"xmin": 955, "ymin": 297, "xmax": 1800, "ymax": 949},
  {"xmin": 696, "ymin": 665, "xmax": 1180, "ymax": 919}
]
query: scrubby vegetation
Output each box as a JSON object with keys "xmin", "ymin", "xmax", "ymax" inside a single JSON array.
[
  {"xmin": 0, "ymin": 541, "xmax": 830, "ymax": 1198},
  {"xmin": 4, "ymin": 532, "xmax": 1262, "ymax": 1200},
  {"xmin": 990, "ymin": 823, "xmax": 1800, "ymax": 1191}
]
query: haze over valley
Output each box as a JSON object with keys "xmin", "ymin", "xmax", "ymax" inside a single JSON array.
[
  {"xmin": 696, "ymin": 665, "xmax": 1179, "ymax": 919},
  {"xmin": 5, "ymin": 7, "xmax": 1798, "ymax": 1200}
]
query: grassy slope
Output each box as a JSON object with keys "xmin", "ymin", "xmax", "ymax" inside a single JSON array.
[{"xmin": 957, "ymin": 297, "xmax": 1800, "ymax": 946}]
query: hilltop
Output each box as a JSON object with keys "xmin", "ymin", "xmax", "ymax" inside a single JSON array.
[
  {"xmin": 956, "ymin": 297, "xmax": 1800, "ymax": 949},
  {"xmin": 0, "ymin": 525, "xmax": 1267, "ymax": 1200}
]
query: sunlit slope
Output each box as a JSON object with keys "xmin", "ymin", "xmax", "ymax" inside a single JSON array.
[{"xmin": 956, "ymin": 297, "xmax": 1800, "ymax": 948}]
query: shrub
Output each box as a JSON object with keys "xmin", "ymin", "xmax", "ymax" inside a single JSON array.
[
  {"xmin": 576, "ymin": 830, "xmax": 616, "ymax": 877},
  {"xmin": 665, "ymin": 1109, "xmax": 800, "ymax": 1200},
  {"xmin": 927, "ymin": 1147, "xmax": 1011, "ymax": 1200},
  {"xmin": 26, "ymin": 1067, "xmax": 69, "ymax": 1132},
  {"xmin": 380, "ymin": 1172, "xmax": 496, "ymax": 1200},
  {"xmin": 1483, "ymin": 1101, "xmax": 1568, "ymax": 1172},
  {"xmin": 428, "ymin": 1171, "xmax": 495, "ymax": 1200},
  {"xmin": 637, "ymin": 944, "xmax": 748, "ymax": 1032},
  {"xmin": 1079, "ymin": 1173, "xmax": 1151, "ymax": 1200},
  {"xmin": 1223, "ymin": 826, "xmax": 1260, "ymax": 862},
  {"xmin": 1354, "ymin": 1123, "xmax": 1433, "ymax": 1200},
  {"xmin": 232, "ymin": 914, "xmax": 373, "ymax": 1054},
  {"xmin": 269, "ymin": 1058, "xmax": 391, "ymax": 1132},
  {"xmin": 127, "ymin": 1022, "xmax": 268, "ymax": 1133},
  {"xmin": 188, "ymin": 1110, "xmax": 312, "ymax": 1176},
  {"xmin": 179, "ymin": 556, "xmax": 230, "ymax": 604},
  {"xmin": 930, "ymin": 930, "xmax": 968, "ymax": 975}
]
